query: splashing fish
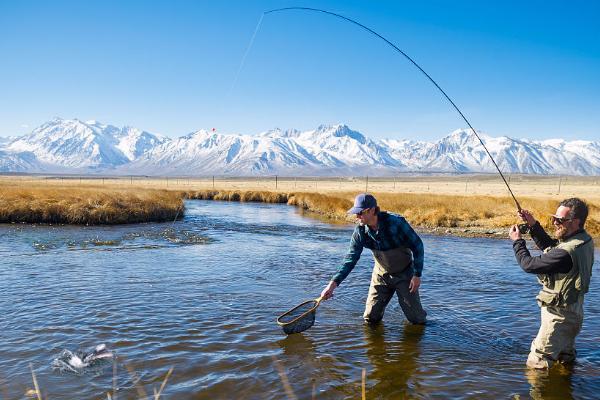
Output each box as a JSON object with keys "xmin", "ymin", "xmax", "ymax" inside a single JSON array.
[{"xmin": 52, "ymin": 344, "xmax": 114, "ymax": 373}]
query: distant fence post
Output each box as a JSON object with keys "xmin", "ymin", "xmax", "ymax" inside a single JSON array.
[
  {"xmin": 212, "ymin": 176, "xmax": 215, "ymax": 189},
  {"xmin": 558, "ymin": 176, "xmax": 562, "ymax": 194},
  {"xmin": 275, "ymin": 175, "xmax": 278, "ymax": 190},
  {"xmin": 393, "ymin": 177, "xmax": 396, "ymax": 190}
]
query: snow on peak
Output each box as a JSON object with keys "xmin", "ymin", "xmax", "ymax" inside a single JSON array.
[
  {"xmin": 2, "ymin": 118, "xmax": 600, "ymax": 176},
  {"xmin": 257, "ymin": 128, "xmax": 305, "ymax": 139},
  {"xmin": 6, "ymin": 118, "xmax": 164, "ymax": 167},
  {"xmin": 446, "ymin": 128, "xmax": 486, "ymax": 142}
]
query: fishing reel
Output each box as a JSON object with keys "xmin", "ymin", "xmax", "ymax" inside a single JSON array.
[{"xmin": 518, "ymin": 223, "xmax": 530, "ymax": 234}]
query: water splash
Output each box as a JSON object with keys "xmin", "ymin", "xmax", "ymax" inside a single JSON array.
[{"xmin": 51, "ymin": 344, "xmax": 114, "ymax": 375}]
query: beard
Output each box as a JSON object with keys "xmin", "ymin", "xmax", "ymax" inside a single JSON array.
[{"xmin": 555, "ymin": 225, "xmax": 568, "ymax": 240}]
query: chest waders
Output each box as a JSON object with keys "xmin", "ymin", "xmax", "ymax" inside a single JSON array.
[
  {"xmin": 527, "ymin": 231, "xmax": 595, "ymax": 369},
  {"xmin": 372, "ymin": 246, "xmax": 413, "ymax": 275},
  {"xmin": 363, "ymin": 246, "xmax": 427, "ymax": 325}
]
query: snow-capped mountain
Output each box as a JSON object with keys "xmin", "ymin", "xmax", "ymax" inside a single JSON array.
[
  {"xmin": 0, "ymin": 150, "xmax": 40, "ymax": 172},
  {"xmin": 6, "ymin": 118, "xmax": 167, "ymax": 170},
  {"xmin": 0, "ymin": 118, "xmax": 599, "ymax": 176}
]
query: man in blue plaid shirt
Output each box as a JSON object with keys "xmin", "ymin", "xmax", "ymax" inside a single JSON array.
[{"xmin": 321, "ymin": 193, "xmax": 427, "ymax": 324}]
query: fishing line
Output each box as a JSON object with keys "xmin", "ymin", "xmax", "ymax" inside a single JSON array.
[
  {"xmin": 255, "ymin": 6, "xmax": 522, "ymax": 210},
  {"xmin": 229, "ymin": 13, "xmax": 265, "ymax": 96}
]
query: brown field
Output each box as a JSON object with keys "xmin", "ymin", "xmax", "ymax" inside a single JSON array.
[
  {"xmin": 0, "ymin": 182, "xmax": 183, "ymax": 224},
  {"xmin": 3, "ymin": 173, "xmax": 599, "ymax": 198},
  {"xmin": 0, "ymin": 174, "xmax": 598, "ymax": 241}
]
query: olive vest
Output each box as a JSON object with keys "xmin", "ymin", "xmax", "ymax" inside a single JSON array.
[{"xmin": 536, "ymin": 231, "xmax": 595, "ymax": 307}]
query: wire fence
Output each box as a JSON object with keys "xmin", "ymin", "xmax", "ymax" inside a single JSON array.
[{"xmin": 2, "ymin": 174, "xmax": 599, "ymax": 198}]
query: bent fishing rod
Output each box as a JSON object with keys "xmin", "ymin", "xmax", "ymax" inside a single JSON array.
[{"xmin": 260, "ymin": 6, "xmax": 522, "ymax": 211}]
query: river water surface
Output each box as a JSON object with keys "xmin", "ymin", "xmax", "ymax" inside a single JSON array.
[{"xmin": 1, "ymin": 200, "xmax": 599, "ymax": 399}]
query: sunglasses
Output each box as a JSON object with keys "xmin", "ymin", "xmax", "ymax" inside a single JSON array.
[
  {"xmin": 551, "ymin": 215, "xmax": 573, "ymax": 225},
  {"xmin": 357, "ymin": 208, "xmax": 371, "ymax": 216}
]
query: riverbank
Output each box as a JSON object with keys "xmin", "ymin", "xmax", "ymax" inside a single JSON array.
[
  {"xmin": 182, "ymin": 189, "xmax": 600, "ymax": 240},
  {"xmin": 1, "ymin": 176, "xmax": 598, "ymax": 241},
  {"xmin": 0, "ymin": 185, "xmax": 183, "ymax": 224}
]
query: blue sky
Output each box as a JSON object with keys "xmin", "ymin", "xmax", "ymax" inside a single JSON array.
[{"xmin": 0, "ymin": 0, "xmax": 598, "ymax": 141}]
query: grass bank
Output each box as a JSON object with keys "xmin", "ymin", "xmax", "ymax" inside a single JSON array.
[
  {"xmin": 183, "ymin": 189, "xmax": 600, "ymax": 240},
  {"xmin": 0, "ymin": 185, "xmax": 183, "ymax": 225},
  {"xmin": 1, "ymin": 181, "xmax": 597, "ymax": 242}
]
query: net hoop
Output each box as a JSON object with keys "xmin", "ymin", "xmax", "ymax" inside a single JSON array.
[{"xmin": 276, "ymin": 297, "xmax": 322, "ymax": 328}]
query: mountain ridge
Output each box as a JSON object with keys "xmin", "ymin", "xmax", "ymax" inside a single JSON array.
[{"xmin": 1, "ymin": 118, "xmax": 598, "ymax": 176}]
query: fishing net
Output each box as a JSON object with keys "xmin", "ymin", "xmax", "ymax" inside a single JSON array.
[{"xmin": 277, "ymin": 298, "xmax": 321, "ymax": 334}]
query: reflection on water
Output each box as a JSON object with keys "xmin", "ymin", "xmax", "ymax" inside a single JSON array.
[
  {"xmin": 364, "ymin": 323, "xmax": 424, "ymax": 398},
  {"xmin": 525, "ymin": 367, "xmax": 572, "ymax": 400},
  {"xmin": 0, "ymin": 200, "xmax": 599, "ymax": 399}
]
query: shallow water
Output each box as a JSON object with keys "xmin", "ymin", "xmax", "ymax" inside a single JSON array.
[{"xmin": 1, "ymin": 200, "xmax": 599, "ymax": 399}]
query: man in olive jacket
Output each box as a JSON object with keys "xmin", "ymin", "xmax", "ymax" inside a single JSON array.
[{"xmin": 509, "ymin": 198, "xmax": 594, "ymax": 369}]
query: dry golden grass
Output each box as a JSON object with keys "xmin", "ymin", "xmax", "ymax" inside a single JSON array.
[
  {"xmin": 375, "ymin": 193, "xmax": 548, "ymax": 228},
  {"xmin": 182, "ymin": 190, "xmax": 352, "ymax": 221},
  {"xmin": 0, "ymin": 185, "xmax": 183, "ymax": 225},
  {"xmin": 380, "ymin": 192, "xmax": 599, "ymax": 237},
  {"xmin": 294, "ymin": 191, "xmax": 599, "ymax": 238},
  {"xmin": 182, "ymin": 189, "xmax": 288, "ymax": 203},
  {"xmin": 3, "ymin": 174, "xmax": 600, "ymax": 200},
  {"xmin": 179, "ymin": 189, "xmax": 600, "ymax": 239},
  {"xmin": 0, "ymin": 176, "xmax": 598, "ymax": 241},
  {"xmin": 287, "ymin": 192, "xmax": 353, "ymax": 221}
]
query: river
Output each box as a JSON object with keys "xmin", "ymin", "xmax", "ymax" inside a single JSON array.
[{"xmin": 1, "ymin": 200, "xmax": 599, "ymax": 399}]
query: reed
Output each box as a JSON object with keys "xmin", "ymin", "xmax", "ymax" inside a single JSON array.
[
  {"xmin": 183, "ymin": 190, "xmax": 352, "ymax": 221},
  {"xmin": 29, "ymin": 364, "xmax": 42, "ymax": 400},
  {"xmin": 287, "ymin": 192, "xmax": 352, "ymax": 221},
  {"xmin": 182, "ymin": 189, "xmax": 288, "ymax": 203},
  {"xmin": 0, "ymin": 185, "xmax": 183, "ymax": 225}
]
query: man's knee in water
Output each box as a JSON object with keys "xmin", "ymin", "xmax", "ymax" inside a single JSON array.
[{"xmin": 404, "ymin": 308, "xmax": 427, "ymax": 325}]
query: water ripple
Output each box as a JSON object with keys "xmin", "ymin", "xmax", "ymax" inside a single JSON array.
[{"xmin": 0, "ymin": 200, "xmax": 598, "ymax": 399}]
